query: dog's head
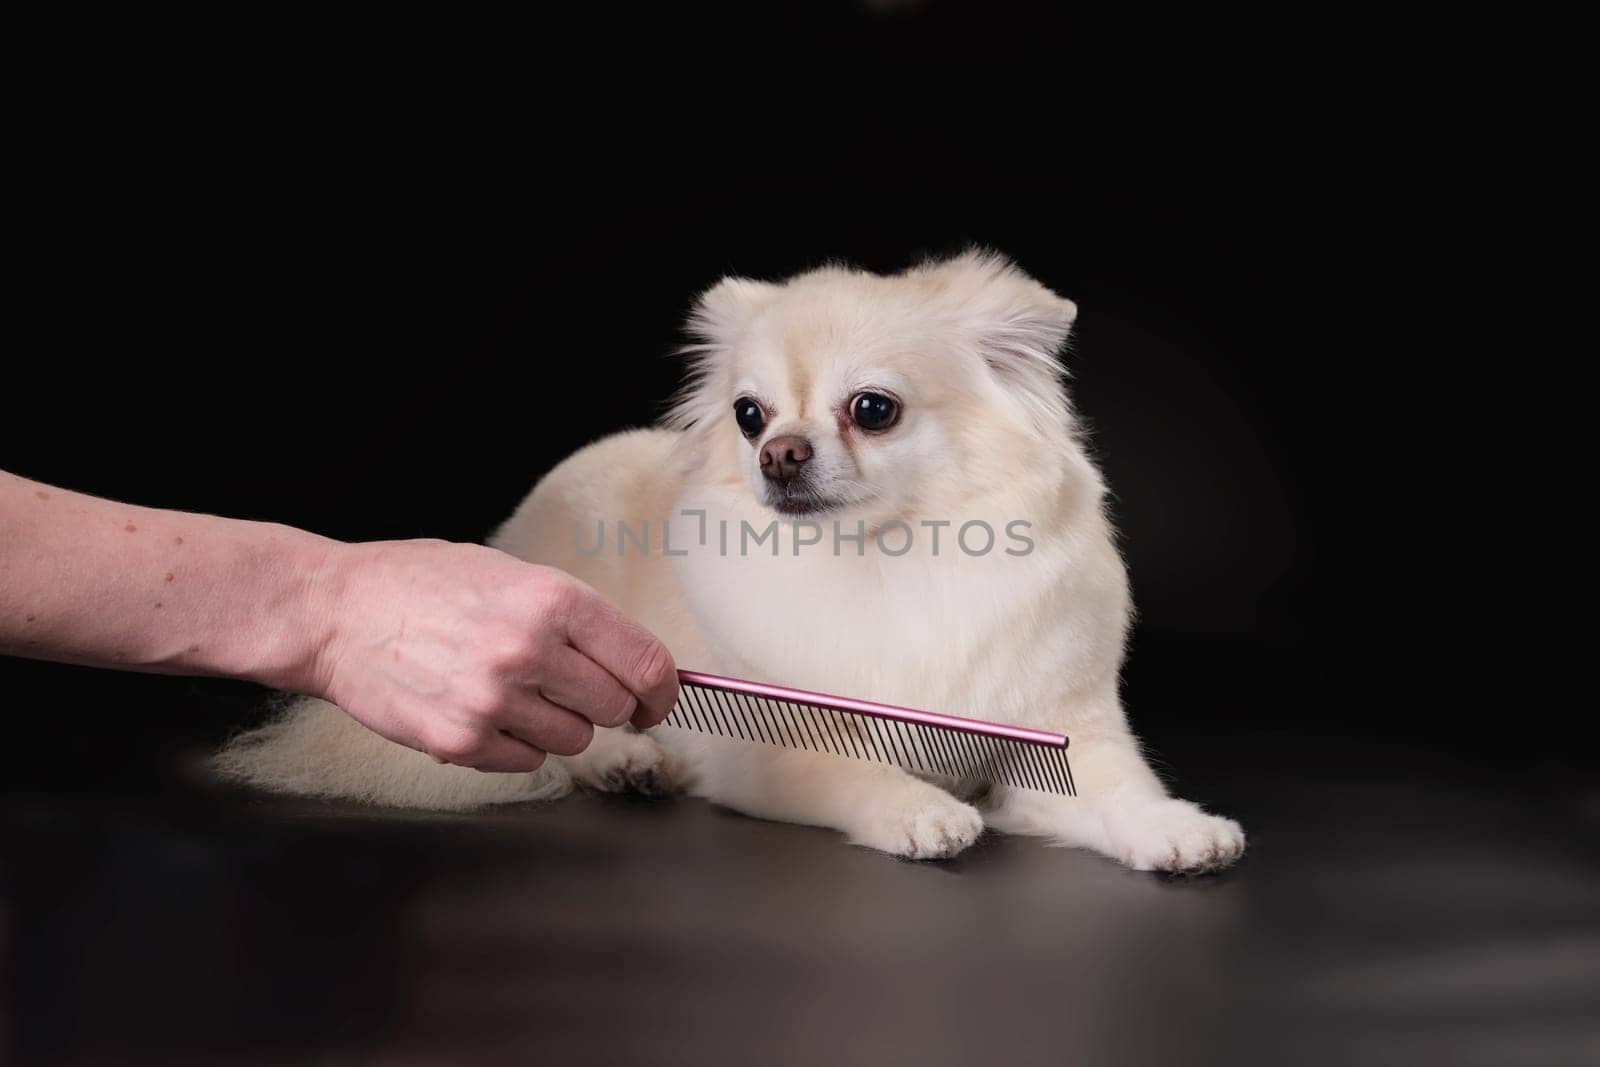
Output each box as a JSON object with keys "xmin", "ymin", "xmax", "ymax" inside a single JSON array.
[{"xmin": 668, "ymin": 251, "xmax": 1079, "ymax": 524}]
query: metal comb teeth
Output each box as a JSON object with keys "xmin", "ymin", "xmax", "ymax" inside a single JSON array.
[{"xmin": 658, "ymin": 670, "xmax": 1075, "ymax": 796}]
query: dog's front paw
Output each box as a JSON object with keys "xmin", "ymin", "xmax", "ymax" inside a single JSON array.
[
  {"xmin": 1106, "ymin": 798, "xmax": 1245, "ymax": 874},
  {"xmin": 851, "ymin": 790, "xmax": 984, "ymax": 860},
  {"xmin": 565, "ymin": 731, "xmax": 680, "ymax": 796}
]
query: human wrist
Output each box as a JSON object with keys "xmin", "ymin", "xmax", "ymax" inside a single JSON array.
[{"xmin": 245, "ymin": 526, "xmax": 358, "ymax": 698}]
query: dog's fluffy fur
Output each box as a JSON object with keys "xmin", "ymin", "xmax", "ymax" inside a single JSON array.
[{"xmin": 213, "ymin": 251, "xmax": 1245, "ymax": 872}]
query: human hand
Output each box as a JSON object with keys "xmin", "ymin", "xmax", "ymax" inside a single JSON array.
[{"xmin": 304, "ymin": 540, "xmax": 678, "ymax": 772}]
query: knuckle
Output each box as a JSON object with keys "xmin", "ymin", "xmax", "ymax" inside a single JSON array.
[
  {"xmin": 598, "ymin": 690, "xmax": 638, "ymax": 728},
  {"xmin": 517, "ymin": 637, "xmax": 554, "ymax": 674},
  {"xmin": 547, "ymin": 718, "xmax": 594, "ymax": 757},
  {"xmin": 427, "ymin": 727, "xmax": 485, "ymax": 764},
  {"xmin": 487, "ymin": 638, "xmax": 539, "ymax": 678},
  {"xmin": 462, "ymin": 680, "xmax": 510, "ymax": 722},
  {"xmin": 538, "ymin": 577, "xmax": 583, "ymax": 619},
  {"xmin": 630, "ymin": 640, "xmax": 675, "ymax": 691}
]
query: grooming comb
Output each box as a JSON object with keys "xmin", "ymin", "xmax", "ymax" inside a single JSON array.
[{"xmin": 660, "ymin": 670, "xmax": 1075, "ymax": 796}]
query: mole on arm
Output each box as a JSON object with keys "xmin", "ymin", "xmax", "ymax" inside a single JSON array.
[{"xmin": 125, "ymin": 523, "xmax": 138, "ymax": 533}]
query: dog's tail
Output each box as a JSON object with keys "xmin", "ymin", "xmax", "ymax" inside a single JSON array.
[{"xmin": 208, "ymin": 696, "xmax": 572, "ymax": 811}]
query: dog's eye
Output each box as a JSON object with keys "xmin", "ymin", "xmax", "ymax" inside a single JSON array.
[
  {"xmin": 734, "ymin": 398, "xmax": 766, "ymax": 438},
  {"xmin": 850, "ymin": 392, "xmax": 900, "ymax": 432}
]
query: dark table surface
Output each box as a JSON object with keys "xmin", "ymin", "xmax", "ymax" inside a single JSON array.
[{"xmin": 4, "ymin": 735, "xmax": 1597, "ymax": 1067}]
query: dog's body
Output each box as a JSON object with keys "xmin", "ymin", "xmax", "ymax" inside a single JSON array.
[{"xmin": 215, "ymin": 252, "xmax": 1244, "ymax": 872}]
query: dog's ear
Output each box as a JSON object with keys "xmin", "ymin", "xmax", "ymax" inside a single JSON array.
[
  {"xmin": 667, "ymin": 276, "xmax": 778, "ymax": 434},
  {"xmin": 912, "ymin": 250, "xmax": 1078, "ymax": 384},
  {"xmin": 911, "ymin": 250, "xmax": 1078, "ymax": 431},
  {"xmin": 687, "ymin": 276, "xmax": 779, "ymax": 352}
]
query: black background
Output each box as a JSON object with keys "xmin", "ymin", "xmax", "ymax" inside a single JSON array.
[
  {"xmin": 0, "ymin": 3, "xmax": 1554, "ymax": 786},
  {"xmin": 7, "ymin": 8, "xmax": 1594, "ymax": 1066}
]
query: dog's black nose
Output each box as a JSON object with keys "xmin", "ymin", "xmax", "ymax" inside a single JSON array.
[{"xmin": 760, "ymin": 435, "xmax": 813, "ymax": 481}]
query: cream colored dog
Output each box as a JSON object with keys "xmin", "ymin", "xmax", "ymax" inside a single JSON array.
[{"xmin": 215, "ymin": 251, "xmax": 1245, "ymax": 872}]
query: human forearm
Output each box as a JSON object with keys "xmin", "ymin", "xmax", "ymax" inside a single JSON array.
[
  {"xmin": 2, "ymin": 470, "xmax": 679, "ymax": 772},
  {"xmin": 0, "ymin": 471, "xmax": 338, "ymax": 692}
]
